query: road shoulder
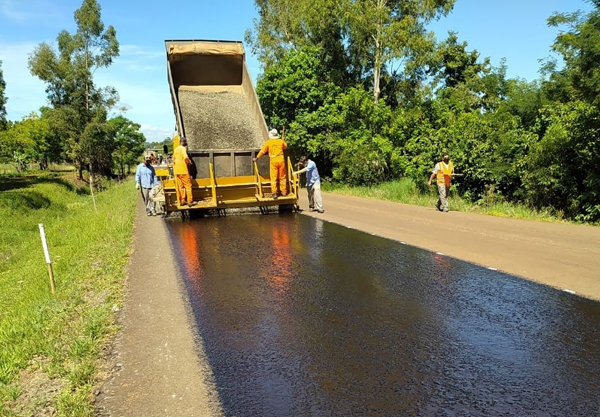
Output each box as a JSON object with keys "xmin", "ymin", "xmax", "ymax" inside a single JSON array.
[{"xmin": 97, "ymin": 200, "xmax": 222, "ymax": 417}]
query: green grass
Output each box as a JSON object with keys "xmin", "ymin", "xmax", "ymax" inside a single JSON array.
[
  {"xmin": 0, "ymin": 173, "xmax": 137, "ymax": 416},
  {"xmin": 0, "ymin": 164, "xmax": 76, "ymax": 176},
  {"xmin": 323, "ymin": 178, "xmax": 565, "ymax": 223}
]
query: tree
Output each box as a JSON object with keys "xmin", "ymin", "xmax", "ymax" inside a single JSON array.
[
  {"xmin": 257, "ymin": 46, "xmax": 342, "ymax": 171},
  {"xmin": 344, "ymin": 0, "xmax": 456, "ymax": 102},
  {"xmin": 257, "ymin": 46, "xmax": 340, "ymax": 128},
  {"xmin": 22, "ymin": 113, "xmax": 52, "ymax": 170},
  {"xmin": 523, "ymin": 100, "xmax": 600, "ymax": 221},
  {"xmin": 247, "ymin": 0, "xmax": 351, "ymax": 87},
  {"xmin": 248, "ymin": 0, "xmax": 456, "ymax": 102},
  {"xmin": 429, "ymin": 33, "xmax": 509, "ymax": 113},
  {"xmin": 500, "ymin": 79, "xmax": 546, "ymax": 130},
  {"xmin": 81, "ymin": 109, "xmax": 114, "ymax": 176},
  {"xmin": 28, "ymin": 0, "xmax": 119, "ymax": 178},
  {"xmin": 0, "ymin": 121, "xmax": 32, "ymax": 172},
  {"xmin": 0, "ymin": 55, "xmax": 7, "ymax": 131},
  {"xmin": 0, "ymin": 113, "xmax": 54, "ymax": 171},
  {"xmin": 431, "ymin": 32, "xmax": 485, "ymax": 89},
  {"xmin": 547, "ymin": 4, "xmax": 600, "ymax": 107},
  {"xmin": 108, "ymin": 115, "xmax": 146, "ymax": 177}
]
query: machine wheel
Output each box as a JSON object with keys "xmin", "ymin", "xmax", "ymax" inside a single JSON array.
[{"xmin": 278, "ymin": 204, "xmax": 295, "ymax": 213}]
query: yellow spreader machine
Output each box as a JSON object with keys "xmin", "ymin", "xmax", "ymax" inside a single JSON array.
[{"xmin": 154, "ymin": 39, "xmax": 299, "ymax": 216}]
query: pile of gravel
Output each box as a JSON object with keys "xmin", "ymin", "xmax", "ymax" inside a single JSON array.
[{"xmin": 178, "ymin": 88, "xmax": 265, "ymax": 150}]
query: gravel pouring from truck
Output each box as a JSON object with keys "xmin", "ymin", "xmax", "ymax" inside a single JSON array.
[{"xmin": 156, "ymin": 40, "xmax": 298, "ymax": 215}]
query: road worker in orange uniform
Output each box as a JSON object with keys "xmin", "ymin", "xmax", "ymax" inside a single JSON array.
[
  {"xmin": 253, "ymin": 129, "xmax": 288, "ymax": 199},
  {"xmin": 173, "ymin": 136, "xmax": 197, "ymax": 207},
  {"xmin": 428, "ymin": 153, "xmax": 454, "ymax": 212}
]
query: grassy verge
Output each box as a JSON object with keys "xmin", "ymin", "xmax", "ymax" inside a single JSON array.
[
  {"xmin": 0, "ymin": 163, "xmax": 75, "ymax": 176},
  {"xmin": 0, "ymin": 173, "xmax": 137, "ymax": 416},
  {"xmin": 323, "ymin": 178, "xmax": 566, "ymax": 223}
]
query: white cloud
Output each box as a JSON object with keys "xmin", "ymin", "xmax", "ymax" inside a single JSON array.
[
  {"xmin": 0, "ymin": 0, "xmax": 65, "ymax": 25},
  {"xmin": 0, "ymin": 0, "xmax": 27, "ymax": 22},
  {"xmin": 139, "ymin": 124, "xmax": 174, "ymax": 143},
  {"xmin": 119, "ymin": 44, "xmax": 164, "ymax": 60},
  {"xmin": 119, "ymin": 62, "xmax": 162, "ymax": 73},
  {"xmin": 115, "ymin": 44, "xmax": 164, "ymax": 72}
]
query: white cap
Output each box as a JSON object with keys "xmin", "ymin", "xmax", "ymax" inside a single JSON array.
[{"xmin": 268, "ymin": 129, "xmax": 280, "ymax": 139}]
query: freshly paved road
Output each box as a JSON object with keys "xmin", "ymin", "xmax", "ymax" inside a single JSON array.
[
  {"xmin": 167, "ymin": 213, "xmax": 600, "ymax": 416},
  {"xmin": 300, "ymin": 190, "xmax": 600, "ymax": 301}
]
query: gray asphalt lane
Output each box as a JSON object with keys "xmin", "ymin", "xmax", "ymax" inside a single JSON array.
[{"xmin": 167, "ymin": 213, "xmax": 600, "ymax": 416}]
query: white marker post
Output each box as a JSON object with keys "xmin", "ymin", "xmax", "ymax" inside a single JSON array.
[{"xmin": 38, "ymin": 224, "xmax": 56, "ymax": 294}]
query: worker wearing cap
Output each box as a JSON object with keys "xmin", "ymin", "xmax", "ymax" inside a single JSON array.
[
  {"xmin": 253, "ymin": 129, "xmax": 288, "ymax": 199},
  {"xmin": 173, "ymin": 137, "xmax": 196, "ymax": 207},
  {"xmin": 428, "ymin": 153, "xmax": 454, "ymax": 212},
  {"xmin": 135, "ymin": 156, "xmax": 159, "ymax": 216}
]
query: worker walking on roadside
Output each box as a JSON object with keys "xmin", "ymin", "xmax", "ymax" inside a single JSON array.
[
  {"xmin": 173, "ymin": 137, "xmax": 197, "ymax": 207},
  {"xmin": 293, "ymin": 156, "xmax": 324, "ymax": 213},
  {"xmin": 135, "ymin": 155, "xmax": 159, "ymax": 216},
  {"xmin": 253, "ymin": 128, "xmax": 288, "ymax": 199},
  {"xmin": 428, "ymin": 153, "xmax": 454, "ymax": 212}
]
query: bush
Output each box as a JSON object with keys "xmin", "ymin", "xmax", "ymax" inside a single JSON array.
[{"xmin": 523, "ymin": 101, "xmax": 600, "ymax": 221}]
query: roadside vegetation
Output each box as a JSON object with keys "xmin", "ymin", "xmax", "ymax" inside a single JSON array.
[
  {"xmin": 0, "ymin": 173, "xmax": 136, "ymax": 416},
  {"xmin": 251, "ymin": 0, "xmax": 600, "ymax": 223}
]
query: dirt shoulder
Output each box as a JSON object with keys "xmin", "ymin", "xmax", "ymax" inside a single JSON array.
[
  {"xmin": 300, "ymin": 190, "xmax": 600, "ymax": 301},
  {"xmin": 97, "ymin": 200, "xmax": 223, "ymax": 417}
]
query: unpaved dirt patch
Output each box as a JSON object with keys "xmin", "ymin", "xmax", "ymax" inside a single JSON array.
[{"xmin": 5, "ymin": 364, "xmax": 65, "ymax": 417}]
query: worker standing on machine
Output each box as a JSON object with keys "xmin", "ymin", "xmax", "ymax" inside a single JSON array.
[
  {"xmin": 253, "ymin": 128, "xmax": 288, "ymax": 199},
  {"xmin": 173, "ymin": 137, "xmax": 197, "ymax": 207}
]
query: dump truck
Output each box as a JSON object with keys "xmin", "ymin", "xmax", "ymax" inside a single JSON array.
[{"xmin": 155, "ymin": 39, "xmax": 299, "ymax": 216}]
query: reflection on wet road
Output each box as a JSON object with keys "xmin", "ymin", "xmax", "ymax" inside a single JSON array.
[{"xmin": 167, "ymin": 214, "xmax": 600, "ymax": 416}]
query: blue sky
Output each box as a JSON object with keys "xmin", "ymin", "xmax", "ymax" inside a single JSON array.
[{"xmin": 0, "ymin": 0, "xmax": 593, "ymax": 142}]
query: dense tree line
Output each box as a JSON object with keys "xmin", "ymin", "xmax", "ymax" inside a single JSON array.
[
  {"xmin": 0, "ymin": 0, "xmax": 145, "ymax": 178},
  {"xmin": 249, "ymin": 0, "xmax": 600, "ymax": 222}
]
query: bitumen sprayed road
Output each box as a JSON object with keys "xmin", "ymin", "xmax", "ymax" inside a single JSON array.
[{"xmin": 166, "ymin": 214, "xmax": 600, "ymax": 417}]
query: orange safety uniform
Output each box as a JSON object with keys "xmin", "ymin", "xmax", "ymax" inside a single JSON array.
[
  {"xmin": 257, "ymin": 138, "xmax": 288, "ymax": 195},
  {"xmin": 173, "ymin": 144, "xmax": 193, "ymax": 205},
  {"xmin": 436, "ymin": 161, "xmax": 454, "ymax": 186}
]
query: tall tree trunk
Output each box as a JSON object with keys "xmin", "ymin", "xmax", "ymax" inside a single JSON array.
[
  {"xmin": 373, "ymin": 65, "xmax": 381, "ymax": 103},
  {"xmin": 372, "ymin": 0, "xmax": 386, "ymax": 103},
  {"xmin": 78, "ymin": 158, "xmax": 84, "ymax": 180},
  {"xmin": 85, "ymin": 50, "xmax": 89, "ymax": 113},
  {"xmin": 373, "ymin": 38, "xmax": 382, "ymax": 103}
]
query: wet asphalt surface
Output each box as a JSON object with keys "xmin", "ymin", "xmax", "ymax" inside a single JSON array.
[{"xmin": 166, "ymin": 214, "xmax": 600, "ymax": 417}]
